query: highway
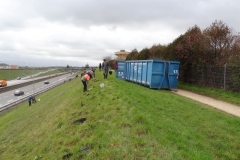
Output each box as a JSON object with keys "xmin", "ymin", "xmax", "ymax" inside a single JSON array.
[
  {"xmin": 0, "ymin": 73, "xmax": 73, "ymax": 110},
  {"xmin": 4, "ymin": 69, "xmax": 54, "ymax": 86}
]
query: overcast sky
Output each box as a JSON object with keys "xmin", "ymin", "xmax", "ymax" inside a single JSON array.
[{"xmin": 0, "ymin": 0, "xmax": 239, "ymax": 67}]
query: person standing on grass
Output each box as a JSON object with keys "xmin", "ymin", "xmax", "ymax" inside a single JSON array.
[
  {"xmin": 102, "ymin": 59, "xmax": 109, "ymax": 79},
  {"xmin": 28, "ymin": 95, "xmax": 32, "ymax": 106},
  {"xmin": 81, "ymin": 70, "xmax": 93, "ymax": 92},
  {"xmin": 91, "ymin": 67, "xmax": 95, "ymax": 77},
  {"xmin": 114, "ymin": 61, "xmax": 118, "ymax": 72},
  {"xmin": 32, "ymin": 95, "xmax": 37, "ymax": 103},
  {"xmin": 99, "ymin": 63, "xmax": 102, "ymax": 71}
]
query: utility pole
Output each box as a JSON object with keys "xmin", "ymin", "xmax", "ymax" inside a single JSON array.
[{"xmin": 32, "ymin": 66, "xmax": 35, "ymax": 94}]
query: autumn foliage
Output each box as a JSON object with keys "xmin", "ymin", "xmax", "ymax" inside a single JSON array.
[{"xmin": 127, "ymin": 20, "xmax": 240, "ymax": 85}]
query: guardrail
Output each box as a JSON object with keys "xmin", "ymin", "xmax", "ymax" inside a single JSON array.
[{"xmin": 0, "ymin": 76, "xmax": 74, "ymax": 113}]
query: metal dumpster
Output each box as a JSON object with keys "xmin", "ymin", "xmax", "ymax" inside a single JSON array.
[
  {"xmin": 124, "ymin": 60, "xmax": 180, "ymax": 89},
  {"xmin": 125, "ymin": 60, "xmax": 164, "ymax": 88}
]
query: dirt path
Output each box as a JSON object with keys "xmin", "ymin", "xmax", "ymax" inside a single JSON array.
[{"xmin": 174, "ymin": 89, "xmax": 240, "ymax": 118}]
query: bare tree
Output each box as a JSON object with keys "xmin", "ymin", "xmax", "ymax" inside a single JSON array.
[{"xmin": 102, "ymin": 56, "xmax": 112, "ymax": 62}]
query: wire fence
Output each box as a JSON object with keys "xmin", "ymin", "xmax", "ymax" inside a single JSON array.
[{"xmin": 179, "ymin": 64, "xmax": 240, "ymax": 92}]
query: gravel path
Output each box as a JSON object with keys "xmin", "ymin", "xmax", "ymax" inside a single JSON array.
[{"xmin": 174, "ymin": 89, "xmax": 240, "ymax": 118}]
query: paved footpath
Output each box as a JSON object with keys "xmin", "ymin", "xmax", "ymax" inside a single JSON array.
[{"xmin": 174, "ymin": 89, "xmax": 240, "ymax": 118}]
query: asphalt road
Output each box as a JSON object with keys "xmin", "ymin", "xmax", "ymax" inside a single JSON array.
[{"xmin": 0, "ymin": 73, "xmax": 72, "ymax": 109}]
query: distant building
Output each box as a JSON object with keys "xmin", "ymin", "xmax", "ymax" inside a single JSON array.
[
  {"xmin": 0, "ymin": 63, "xmax": 19, "ymax": 69},
  {"xmin": 0, "ymin": 63, "xmax": 10, "ymax": 69},
  {"xmin": 10, "ymin": 65, "xmax": 19, "ymax": 69},
  {"xmin": 114, "ymin": 50, "xmax": 130, "ymax": 60}
]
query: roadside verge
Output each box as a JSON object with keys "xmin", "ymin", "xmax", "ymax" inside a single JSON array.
[{"xmin": 174, "ymin": 89, "xmax": 240, "ymax": 118}]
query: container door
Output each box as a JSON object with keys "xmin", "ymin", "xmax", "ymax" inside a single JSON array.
[
  {"xmin": 161, "ymin": 61, "xmax": 180, "ymax": 89},
  {"xmin": 168, "ymin": 61, "xmax": 180, "ymax": 89},
  {"xmin": 150, "ymin": 60, "xmax": 165, "ymax": 88}
]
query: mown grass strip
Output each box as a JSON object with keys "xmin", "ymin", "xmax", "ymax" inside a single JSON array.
[{"xmin": 0, "ymin": 71, "xmax": 239, "ymax": 159}]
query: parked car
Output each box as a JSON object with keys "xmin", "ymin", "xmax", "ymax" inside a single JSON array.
[
  {"xmin": 44, "ymin": 81, "xmax": 49, "ymax": 84},
  {"xmin": 17, "ymin": 77, "xmax": 21, "ymax": 80},
  {"xmin": 14, "ymin": 90, "xmax": 24, "ymax": 96}
]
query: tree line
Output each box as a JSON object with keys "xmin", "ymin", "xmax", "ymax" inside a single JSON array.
[{"xmin": 123, "ymin": 20, "xmax": 240, "ymax": 84}]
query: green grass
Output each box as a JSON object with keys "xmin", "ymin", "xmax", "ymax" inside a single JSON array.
[
  {"xmin": 0, "ymin": 69, "xmax": 63, "ymax": 80},
  {"xmin": 0, "ymin": 71, "xmax": 240, "ymax": 159},
  {"xmin": 178, "ymin": 81, "xmax": 240, "ymax": 105}
]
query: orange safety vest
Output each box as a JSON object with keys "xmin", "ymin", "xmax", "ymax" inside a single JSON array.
[{"xmin": 84, "ymin": 74, "xmax": 90, "ymax": 81}]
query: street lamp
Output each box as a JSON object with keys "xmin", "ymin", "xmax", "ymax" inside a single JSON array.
[
  {"xmin": 31, "ymin": 65, "xmax": 35, "ymax": 94},
  {"xmin": 23, "ymin": 62, "xmax": 25, "ymax": 77},
  {"xmin": 8, "ymin": 66, "xmax": 10, "ymax": 80}
]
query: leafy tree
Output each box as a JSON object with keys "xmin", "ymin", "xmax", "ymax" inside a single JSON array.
[
  {"xmin": 203, "ymin": 20, "xmax": 235, "ymax": 65},
  {"xmin": 174, "ymin": 25, "xmax": 204, "ymax": 65},
  {"xmin": 108, "ymin": 59, "xmax": 115, "ymax": 69},
  {"xmin": 126, "ymin": 48, "xmax": 138, "ymax": 60},
  {"xmin": 164, "ymin": 42, "xmax": 176, "ymax": 60},
  {"xmin": 171, "ymin": 25, "xmax": 206, "ymax": 82},
  {"xmin": 149, "ymin": 44, "xmax": 166, "ymax": 60},
  {"xmin": 137, "ymin": 47, "xmax": 150, "ymax": 60},
  {"xmin": 228, "ymin": 35, "xmax": 240, "ymax": 66}
]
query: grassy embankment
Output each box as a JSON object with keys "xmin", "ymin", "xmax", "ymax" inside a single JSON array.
[
  {"xmin": 0, "ymin": 70, "xmax": 239, "ymax": 159},
  {"xmin": 0, "ymin": 69, "xmax": 63, "ymax": 81}
]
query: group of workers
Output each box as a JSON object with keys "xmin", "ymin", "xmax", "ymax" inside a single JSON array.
[
  {"xmin": 71, "ymin": 58, "xmax": 117, "ymax": 92},
  {"xmin": 27, "ymin": 59, "xmax": 115, "ymax": 106},
  {"xmin": 81, "ymin": 58, "xmax": 116, "ymax": 92}
]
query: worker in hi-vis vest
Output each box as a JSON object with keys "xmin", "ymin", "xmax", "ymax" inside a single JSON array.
[{"xmin": 81, "ymin": 70, "xmax": 93, "ymax": 92}]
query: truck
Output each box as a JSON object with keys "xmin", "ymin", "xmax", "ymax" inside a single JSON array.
[{"xmin": 0, "ymin": 79, "xmax": 7, "ymax": 87}]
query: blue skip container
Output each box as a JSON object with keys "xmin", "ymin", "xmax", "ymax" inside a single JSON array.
[{"xmin": 116, "ymin": 60, "xmax": 179, "ymax": 90}]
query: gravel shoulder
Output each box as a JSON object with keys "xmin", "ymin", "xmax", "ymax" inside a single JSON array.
[{"xmin": 174, "ymin": 89, "xmax": 240, "ymax": 118}]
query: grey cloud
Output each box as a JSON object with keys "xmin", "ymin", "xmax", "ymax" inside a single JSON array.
[
  {"xmin": 2, "ymin": 0, "xmax": 240, "ymax": 30},
  {"xmin": 1, "ymin": 0, "xmax": 240, "ymax": 67}
]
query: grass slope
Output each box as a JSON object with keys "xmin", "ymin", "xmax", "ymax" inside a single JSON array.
[{"xmin": 0, "ymin": 71, "xmax": 240, "ymax": 159}]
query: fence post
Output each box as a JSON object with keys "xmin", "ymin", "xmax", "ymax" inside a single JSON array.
[{"xmin": 224, "ymin": 63, "xmax": 227, "ymax": 90}]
